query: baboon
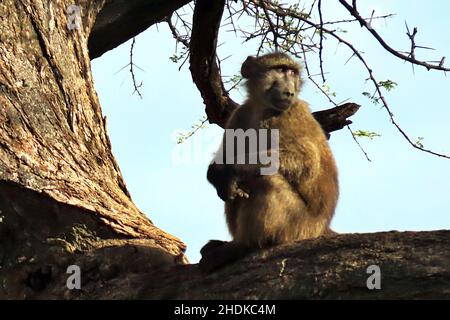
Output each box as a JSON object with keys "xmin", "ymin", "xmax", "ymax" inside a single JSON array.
[{"xmin": 201, "ymin": 52, "xmax": 339, "ymax": 272}]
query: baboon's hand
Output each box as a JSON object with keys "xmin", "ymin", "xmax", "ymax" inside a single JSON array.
[{"xmin": 228, "ymin": 180, "xmax": 249, "ymax": 200}]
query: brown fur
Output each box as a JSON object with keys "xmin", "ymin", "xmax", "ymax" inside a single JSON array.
[
  {"xmin": 224, "ymin": 98, "xmax": 338, "ymax": 247},
  {"xmin": 201, "ymin": 53, "xmax": 339, "ymax": 271}
]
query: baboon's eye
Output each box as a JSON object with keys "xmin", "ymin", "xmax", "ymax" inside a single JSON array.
[
  {"xmin": 287, "ymin": 69, "xmax": 297, "ymax": 76},
  {"xmin": 288, "ymin": 68, "xmax": 299, "ymax": 76},
  {"xmin": 275, "ymin": 66, "xmax": 298, "ymax": 76}
]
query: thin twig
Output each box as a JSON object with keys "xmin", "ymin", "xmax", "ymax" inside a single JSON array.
[
  {"xmin": 259, "ymin": 0, "xmax": 279, "ymax": 50},
  {"xmin": 317, "ymin": 0, "xmax": 326, "ymax": 82},
  {"xmin": 338, "ymin": 0, "xmax": 450, "ymax": 72},
  {"xmin": 347, "ymin": 126, "xmax": 372, "ymax": 162},
  {"xmin": 129, "ymin": 38, "xmax": 143, "ymax": 99},
  {"xmin": 166, "ymin": 15, "xmax": 190, "ymax": 48},
  {"xmin": 256, "ymin": 0, "xmax": 449, "ymax": 159}
]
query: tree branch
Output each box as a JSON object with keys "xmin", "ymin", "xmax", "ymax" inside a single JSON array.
[
  {"xmin": 255, "ymin": 0, "xmax": 449, "ymax": 159},
  {"xmin": 338, "ymin": 0, "xmax": 450, "ymax": 72},
  {"xmin": 313, "ymin": 103, "xmax": 360, "ymax": 134},
  {"xmin": 129, "ymin": 38, "xmax": 143, "ymax": 98},
  {"xmin": 88, "ymin": 0, "xmax": 192, "ymax": 59},
  {"xmin": 6, "ymin": 230, "xmax": 449, "ymax": 298},
  {"xmin": 189, "ymin": 0, "xmax": 239, "ymax": 127},
  {"xmin": 189, "ymin": 0, "xmax": 360, "ymax": 133}
]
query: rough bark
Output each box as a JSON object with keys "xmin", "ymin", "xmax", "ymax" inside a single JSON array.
[
  {"xmin": 189, "ymin": 0, "xmax": 239, "ymax": 128},
  {"xmin": 313, "ymin": 103, "xmax": 361, "ymax": 137},
  {"xmin": 2, "ymin": 230, "xmax": 449, "ymax": 299},
  {"xmin": 0, "ymin": 0, "xmax": 186, "ymax": 271}
]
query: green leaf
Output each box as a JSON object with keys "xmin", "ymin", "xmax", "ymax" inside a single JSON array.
[
  {"xmin": 176, "ymin": 115, "xmax": 208, "ymax": 144},
  {"xmin": 379, "ymin": 80, "xmax": 398, "ymax": 91},
  {"xmin": 352, "ymin": 130, "xmax": 381, "ymax": 140},
  {"xmin": 362, "ymin": 91, "xmax": 380, "ymax": 105},
  {"xmin": 322, "ymin": 84, "xmax": 337, "ymax": 97},
  {"xmin": 169, "ymin": 54, "xmax": 181, "ymax": 63},
  {"xmin": 414, "ymin": 136, "xmax": 425, "ymax": 149}
]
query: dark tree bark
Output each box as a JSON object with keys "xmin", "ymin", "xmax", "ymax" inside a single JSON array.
[
  {"xmin": 0, "ymin": 0, "xmax": 187, "ymax": 278},
  {"xmin": 189, "ymin": 0, "xmax": 239, "ymax": 127},
  {"xmin": 2, "ymin": 230, "xmax": 449, "ymax": 299},
  {"xmin": 88, "ymin": 0, "xmax": 192, "ymax": 59}
]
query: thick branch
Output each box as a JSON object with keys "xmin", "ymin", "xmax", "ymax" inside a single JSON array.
[
  {"xmin": 189, "ymin": 0, "xmax": 239, "ymax": 127},
  {"xmin": 5, "ymin": 230, "xmax": 449, "ymax": 298},
  {"xmin": 313, "ymin": 103, "xmax": 360, "ymax": 134},
  {"xmin": 88, "ymin": 0, "xmax": 192, "ymax": 59},
  {"xmin": 150, "ymin": 230, "xmax": 450, "ymax": 299}
]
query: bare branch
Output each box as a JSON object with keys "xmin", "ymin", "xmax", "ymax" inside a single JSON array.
[
  {"xmin": 166, "ymin": 15, "xmax": 190, "ymax": 48},
  {"xmin": 129, "ymin": 38, "xmax": 143, "ymax": 99},
  {"xmin": 251, "ymin": 0, "xmax": 449, "ymax": 159},
  {"xmin": 347, "ymin": 125, "xmax": 372, "ymax": 162},
  {"xmin": 259, "ymin": 0, "xmax": 279, "ymax": 50},
  {"xmin": 114, "ymin": 38, "xmax": 144, "ymax": 98},
  {"xmin": 338, "ymin": 0, "xmax": 450, "ymax": 72},
  {"xmin": 317, "ymin": 0, "xmax": 326, "ymax": 82},
  {"xmin": 302, "ymin": 48, "xmax": 371, "ymax": 160},
  {"xmin": 188, "ymin": 0, "xmax": 360, "ymax": 136},
  {"xmin": 240, "ymin": 0, "xmax": 449, "ymax": 159},
  {"xmin": 189, "ymin": 0, "xmax": 239, "ymax": 127}
]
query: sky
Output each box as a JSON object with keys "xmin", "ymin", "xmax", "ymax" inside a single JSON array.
[{"xmin": 91, "ymin": 0, "xmax": 450, "ymax": 262}]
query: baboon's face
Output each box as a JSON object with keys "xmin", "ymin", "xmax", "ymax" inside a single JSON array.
[{"xmin": 258, "ymin": 66, "xmax": 300, "ymax": 112}]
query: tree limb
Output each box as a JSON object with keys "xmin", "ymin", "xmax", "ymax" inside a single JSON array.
[
  {"xmin": 338, "ymin": 0, "xmax": 450, "ymax": 72},
  {"xmin": 257, "ymin": 0, "xmax": 449, "ymax": 159},
  {"xmin": 189, "ymin": 0, "xmax": 360, "ymax": 133},
  {"xmin": 189, "ymin": 0, "xmax": 239, "ymax": 128},
  {"xmin": 4, "ymin": 230, "xmax": 449, "ymax": 298},
  {"xmin": 313, "ymin": 103, "xmax": 360, "ymax": 135},
  {"xmin": 88, "ymin": 0, "xmax": 192, "ymax": 59}
]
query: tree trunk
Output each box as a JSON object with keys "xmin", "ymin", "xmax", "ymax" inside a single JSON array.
[{"xmin": 0, "ymin": 0, "xmax": 186, "ymax": 279}]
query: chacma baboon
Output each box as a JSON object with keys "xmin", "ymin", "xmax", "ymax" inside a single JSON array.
[{"xmin": 201, "ymin": 52, "xmax": 339, "ymax": 272}]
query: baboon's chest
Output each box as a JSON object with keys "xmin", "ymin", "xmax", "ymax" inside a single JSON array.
[{"xmin": 259, "ymin": 108, "xmax": 307, "ymax": 142}]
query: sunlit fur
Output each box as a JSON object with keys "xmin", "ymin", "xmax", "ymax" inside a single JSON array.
[
  {"xmin": 203, "ymin": 53, "xmax": 339, "ymax": 270},
  {"xmin": 224, "ymin": 98, "xmax": 339, "ymax": 247}
]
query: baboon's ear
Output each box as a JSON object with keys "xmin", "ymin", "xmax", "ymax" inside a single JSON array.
[{"xmin": 241, "ymin": 56, "xmax": 259, "ymax": 79}]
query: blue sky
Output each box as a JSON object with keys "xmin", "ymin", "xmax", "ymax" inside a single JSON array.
[{"xmin": 91, "ymin": 0, "xmax": 450, "ymax": 262}]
